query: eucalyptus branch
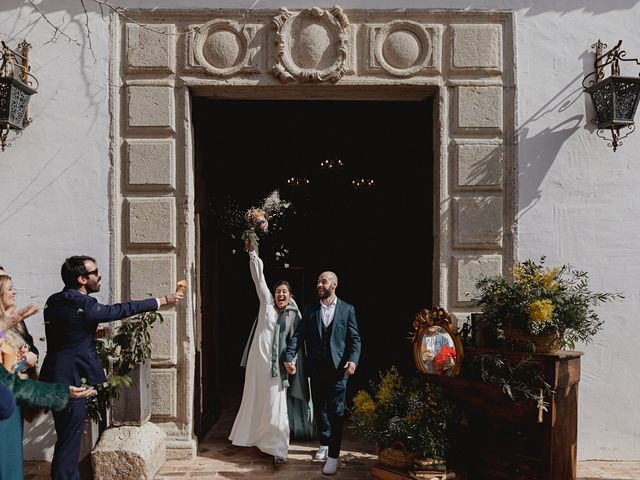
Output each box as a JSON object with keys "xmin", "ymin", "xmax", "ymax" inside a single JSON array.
[{"xmin": 466, "ymin": 354, "xmax": 554, "ymax": 409}]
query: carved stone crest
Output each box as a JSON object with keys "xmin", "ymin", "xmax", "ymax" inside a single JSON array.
[{"xmin": 272, "ymin": 6, "xmax": 350, "ymax": 83}]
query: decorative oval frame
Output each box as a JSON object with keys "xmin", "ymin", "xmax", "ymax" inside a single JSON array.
[
  {"xmin": 412, "ymin": 306, "xmax": 464, "ymax": 376},
  {"xmin": 272, "ymin": 6, "xmax": 350, "ymax": 83},
  {"xmin": 375, "ymin": 20, "xmax": 432, "ymax": 77},
  {"xmin": 194, "ymin": 19, "xmax": 250, "ymax": 77}
]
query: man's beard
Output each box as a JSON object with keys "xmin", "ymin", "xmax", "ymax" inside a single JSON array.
[
  {"xmin": 317, "ymin": 287, "xmax": 332, "ymax": 299},
  {"xmin": 86, "ymin": 281, "xmax": 100, "ymax": 294}
]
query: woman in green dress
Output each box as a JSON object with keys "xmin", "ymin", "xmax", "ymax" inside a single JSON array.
[{"xmin": 1, "ymin": 301, "xmax": 96, "ymax": 480}]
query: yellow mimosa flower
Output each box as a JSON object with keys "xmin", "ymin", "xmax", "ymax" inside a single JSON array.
[
  {"xmin": 541, "ymin": 267, "xmax": 560, "ymax": 291},
  {"xmin": 528, "ymin": 299, "xmax": 554, "ymax": 323}
]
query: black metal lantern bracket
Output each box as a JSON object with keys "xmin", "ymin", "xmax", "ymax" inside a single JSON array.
[
  {"xmin": 0, "ymin": 40, "xmax": 38, "ymax": 152},
  {"xmin": 583, "ymin": 40, "xmax": 640, "ymax": 152}
]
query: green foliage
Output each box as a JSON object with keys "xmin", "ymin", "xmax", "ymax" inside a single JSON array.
[
  {"xmin": 349, "ymin": 367, "xmax": 453, "ymax": 460},
  {"xmin": 113, "ymin": 311, "xmax": 161, "ymax": 372},
  {"xmin": 85, "ymin": 311, "xmax": 163, "ymax": 422},
  {"xmin": 475, "ymin": 257, "xmax": 623, "ymax": 349},
  {"xmin": 464, "ymin": 353, "xmax": 553, "ymax": 412}
]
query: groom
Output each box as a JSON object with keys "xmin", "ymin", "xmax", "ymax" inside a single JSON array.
[{"xmin": 283, "ymin": 271, "xmax": 361, "ymax": 475}]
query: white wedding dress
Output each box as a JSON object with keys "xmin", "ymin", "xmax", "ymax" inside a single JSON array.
[{"xmin": 229, "ymin": 251, "xmax": 294, "ymax": 458}]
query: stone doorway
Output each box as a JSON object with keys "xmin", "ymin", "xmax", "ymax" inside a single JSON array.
[
  {"xmin": 113, "ymin": 7, "xmax": 515, "ymax": 458},
  {"xmin": 191, "ymin": 97, "xmax": 435, "ymax": 438}
]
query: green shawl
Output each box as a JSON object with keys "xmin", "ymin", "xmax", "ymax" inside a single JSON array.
[
  {"xmin": 0, "ymin": 366, "xmax": 68, "ymax": 411},
  {"xmin": 240, "ymin": 297, "xmax": 309, "ymax": 400}
]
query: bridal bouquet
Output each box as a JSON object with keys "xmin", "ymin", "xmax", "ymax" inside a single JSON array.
[{"xmin": 241, "ymin": 191, "xmax": 291, "ymax": 257}]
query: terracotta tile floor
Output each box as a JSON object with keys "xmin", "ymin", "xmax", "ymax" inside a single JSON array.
[
  {"xmin": 24, "ymin": 407, "xmax": 640, "ymax": 479},
  {"xmin": 24, "ymin": 452, "xmax": 640, "ymax": 479},
  {"xmin": 25, "ymin": 456, "xmax": 640, "ymax": 479}
]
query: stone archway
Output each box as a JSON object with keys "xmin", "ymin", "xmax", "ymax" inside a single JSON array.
[{"xmin": 111, "ymin": 6, "xmax": 516, "ymax": 458}]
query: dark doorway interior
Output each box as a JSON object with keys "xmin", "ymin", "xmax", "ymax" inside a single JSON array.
[{"xmin": 193, "ymin": 98, "xmax": 434, "ymax": 439}]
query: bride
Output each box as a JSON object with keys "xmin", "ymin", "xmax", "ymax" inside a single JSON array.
[{"xmin": 229, "ymin": 239, "xmax": 307, "ymax": 463}]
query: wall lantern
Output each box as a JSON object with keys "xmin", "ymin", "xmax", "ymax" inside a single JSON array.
[
  {"xmin": 0, "ymin": 40, "xmax": 38, "ymax": 151},
  {"xmin": 583, "ymin": 40, "xmax": 640, "ymax": 152}
]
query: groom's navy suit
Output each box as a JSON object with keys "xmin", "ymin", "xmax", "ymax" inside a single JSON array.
[
  {"xmin": 40, "ymin": 288, "xmax": 158, "ymax": 480},
  {"xmin": 284, "ymin": 298, "xmax": 361, "ymax": 459}
]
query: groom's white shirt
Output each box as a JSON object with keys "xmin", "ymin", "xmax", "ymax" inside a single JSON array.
[{"xmin": 320, "ymin": 297, "xmax": 337, "ymax": 327}]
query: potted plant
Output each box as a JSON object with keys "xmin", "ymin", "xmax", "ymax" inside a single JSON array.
[
  {"xmin": 475, "ymin": 257, "xmax": 622, "ymax": 352},
  {"xmin": 349, "ymin": 367, "xmax": 452, "ymax": 472},
  {"xmin": 86, "ymin": 310, "xmax": 163, "ymax": 426}
]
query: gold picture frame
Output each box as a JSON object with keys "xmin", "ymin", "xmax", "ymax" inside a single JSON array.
[{"xmin": 412, "ymin": 306, "xmax": 464, "ymax": 376}]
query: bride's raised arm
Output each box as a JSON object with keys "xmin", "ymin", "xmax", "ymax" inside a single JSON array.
[{"xmin": 247, "ymin": 242, "xmax": 271, "ymax": 304}]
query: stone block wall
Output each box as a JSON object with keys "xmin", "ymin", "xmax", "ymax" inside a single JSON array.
[{"xmin": 111, "ymin": 7, "xmax": 516, "ymax": 458}]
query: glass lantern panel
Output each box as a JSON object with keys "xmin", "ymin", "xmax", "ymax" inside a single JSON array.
[
  {"xmin": 0, "ymin": 77, "xmax": 35, "ymax": 130},
  {"xmin": 613, "ymin": 79, "xmax": 640, "ymax": 123},
  {"xmin": 590, "ymin": 81, "xmax": 614, "ymax": 128}
]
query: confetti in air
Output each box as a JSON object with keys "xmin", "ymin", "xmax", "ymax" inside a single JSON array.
[{"xmin": 218, "ymin": 191, "xmax": 292, "ymax": 267}]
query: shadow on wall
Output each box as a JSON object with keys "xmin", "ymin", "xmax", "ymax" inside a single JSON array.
[
  {"xmin": 22, "ymin": 413, "xmax": 56, "ymax": 461},
  {"xmin": 366, "ymin": 0, "xmax": 640, "ymax": 15},
  {"xmin": 0, "ymin": 0, "xmax": 108, "ymax": 130},
  {"xmin": 0, "ymin": 151, "xmax": 84, "ymax": 228},
  {"xmin": 0, "ymin": 0, "xmax": 102, "ymax": 38},
  {"xmin": 518, "ymin": 114, "xmax": 582, "ymax": 215},
  {"xmin": 3, "ymin": 0, "xmax": 640, "ymax": 22},
  {"xmin": 520, "ymin": 0, "xmax": 640, "ymax": 15},
  {"xmin": 517, "ymin": 65, "xmax": 587, "ymax": 215},
  {"xmin": 455, "ymin": 196, "xmax": 502, "ymax": 246},
  {"xmin": 518, "ymin": 45, "xmax": 612, "ymax": 215}
]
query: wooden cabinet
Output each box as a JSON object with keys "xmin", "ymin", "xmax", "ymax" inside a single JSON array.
[{"xmin": 432, "ymin": 349, "xmax": 582, "ymax": 480}]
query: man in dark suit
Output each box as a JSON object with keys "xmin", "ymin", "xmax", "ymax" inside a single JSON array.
[
  {"xmin": 40, "ymin": 255, "xmax": 182, "ymax": 480},
  {"xmin": 283, "ymin": 271, "xmax": 361, "ymax": 476}
]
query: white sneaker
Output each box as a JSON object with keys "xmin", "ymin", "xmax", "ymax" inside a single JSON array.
[
  {"xmin": 314, "ymin": 445, "xmax": 328, "ymax": 460},
  {"xmin": 323, "ymin": 457, "xmax": 339, "ymax": 475}
]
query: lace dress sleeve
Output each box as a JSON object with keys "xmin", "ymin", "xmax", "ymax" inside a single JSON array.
[{"xmin": 248, "ymin": 251, "xmax": 272, "ymax": 305}]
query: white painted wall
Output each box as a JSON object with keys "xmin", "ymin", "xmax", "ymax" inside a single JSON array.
[
  {"xmin": 1, "ymin": 0, "xmax": 638, "ymax": 462},
  {"xmin": 1, "ymin": 0, "xmax": 112, "ymax": 461}
]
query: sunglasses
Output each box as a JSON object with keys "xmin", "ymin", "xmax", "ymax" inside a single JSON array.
[{"xmin": 83, "ymin": 269, "xmax": 99, "ymax": 277}]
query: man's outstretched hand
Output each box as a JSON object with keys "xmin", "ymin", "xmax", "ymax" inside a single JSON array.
[{"xmin": 160, "ymin": 292, "xmax": 183, "ymax": 306}]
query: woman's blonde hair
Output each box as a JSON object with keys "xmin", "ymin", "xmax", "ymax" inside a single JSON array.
[
  {"xmin": 0, "ymin": 275, "xmax": 24, "ymax": 336},
  {"xmin": 0, "ymin": 274, "xmax": 11, "ymax": 315}
]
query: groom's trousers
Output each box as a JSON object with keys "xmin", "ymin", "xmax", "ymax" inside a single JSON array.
[{"xmin": 311, "ymin": 362, "xmax": 348, "ymax": 459}]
